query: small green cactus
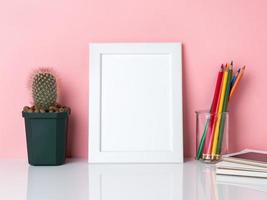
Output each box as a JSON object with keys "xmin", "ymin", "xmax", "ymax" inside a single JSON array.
[{"xmin": 31, "ymin": 68, "xmax": 58, "ymax": 110}]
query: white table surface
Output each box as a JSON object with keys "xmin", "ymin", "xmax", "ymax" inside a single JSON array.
[{"xmin": 0, "ymin": 159, "xmax": 266, "ymax": 200}]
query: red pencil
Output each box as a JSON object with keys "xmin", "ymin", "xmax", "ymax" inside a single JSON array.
[
  {"xmin": 203, "ymin": 65, "xmax": 224, "ymax": 156},
  {"xmin": 211, "ymin": 65, "xmax": 224, "ymax": 113}
]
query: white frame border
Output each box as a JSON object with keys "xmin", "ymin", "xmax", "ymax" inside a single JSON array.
[{"xmin": 89, "ymin": 43, "xmax": 183, "ymax": 163}]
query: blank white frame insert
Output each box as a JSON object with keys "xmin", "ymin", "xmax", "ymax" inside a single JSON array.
[{"xmin": 89, "ymin": 43, "xmax": 183, "ymax": 163}]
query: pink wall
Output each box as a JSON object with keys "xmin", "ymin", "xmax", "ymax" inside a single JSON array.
[{"xmin": 0, "ymin": 0, "xmax": 267, "ymax": 159}]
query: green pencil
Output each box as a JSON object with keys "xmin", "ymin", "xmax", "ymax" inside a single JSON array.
[{"xmin": 196, "ymin": 119, "xmax": 209, "ymax": 160}]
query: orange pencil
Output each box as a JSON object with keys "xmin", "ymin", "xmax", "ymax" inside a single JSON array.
[{"xmin": 229, "ymin": 66, "xmax": 245, "ymax": 99}]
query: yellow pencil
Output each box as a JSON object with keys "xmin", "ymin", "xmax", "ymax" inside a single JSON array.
[
  {"xmin": 229, "ymin": 66, "xmax": 245, "ymax": 100},
  {"xmin": 211, "ymin": 66, "xmax": 229, "ymax": 157}
]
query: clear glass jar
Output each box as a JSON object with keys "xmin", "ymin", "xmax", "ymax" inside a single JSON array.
[{"xmin": 195, "ymin": 110, "xmax": 229, "ymax": 162}]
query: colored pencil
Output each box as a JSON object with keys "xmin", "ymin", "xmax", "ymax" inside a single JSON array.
[
  {"xmin": 231, "ymin": 68, "xmax": 240, "ymax": 87},
  {"xmin": 196, "ymin": 119, "xmax": 209, "ymax": 160},
  {"xmin": 208, "ymin": 66, "xmax": 228, "ymax": 156},
  {"xmin": 197, "ymin": 65, "xmax": 222, "ymax": 159},
  {"xmin": 202, "ymin": 66, "xmax": 224, "ymax": 157},
  {"xmin": 229, "ymin": 66, "xmax": 245, "ymax": 99},
  {"xmin": 211, "ymin": 65, "xmax": 224, "ymax": 113},
  {"xmin": 203, "ymin": 67, "xmax": 226, "ymax": 157},
  {"xmin": 215, "ymin": 65, "xmax": 233, "ymax": 155},
  {"xmin": 197, "ymin": 62, "xmax": 246, "ymax": 160}
]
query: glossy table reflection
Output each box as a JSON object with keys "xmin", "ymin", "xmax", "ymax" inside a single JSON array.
[{"xmin": 0, "ymin": 160, "xmax": 266, "ymax": 200}]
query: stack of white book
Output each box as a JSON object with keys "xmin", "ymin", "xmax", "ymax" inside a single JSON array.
[{"xmin": 216, "ymin": 149, "xmax": 267, "ymax": 192}]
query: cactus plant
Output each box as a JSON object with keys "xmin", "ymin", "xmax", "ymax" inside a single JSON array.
[
  {"xmin": 22, "ymin": 67, "xmax": 70, "ymax": 166},
  {"xmin": 31, "ymin": 68, "xmax": 57, "ymax": 110}
]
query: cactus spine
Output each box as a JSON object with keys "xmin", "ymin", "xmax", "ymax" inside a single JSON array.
[{"xmin": 31, "ymin": 69, "xmax": 57, "ymax": 110}]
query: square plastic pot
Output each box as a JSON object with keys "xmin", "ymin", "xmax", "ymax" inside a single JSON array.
[{"xmin": 22, "ymin": 112, "xmax": 69, "ymax": 166}]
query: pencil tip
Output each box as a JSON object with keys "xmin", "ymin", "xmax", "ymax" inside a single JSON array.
[
  {"xmin": 243, "ymin": 66, "xmax": 246, "ymax": 69},
  {"xmin": 231, "ymin": 60, "xmax": 233, "ymax": 66}
]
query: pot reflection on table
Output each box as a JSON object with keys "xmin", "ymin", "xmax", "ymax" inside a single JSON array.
[{"xmin": 27, "ymin": 160, "xmax": 89, "ymax": 200}]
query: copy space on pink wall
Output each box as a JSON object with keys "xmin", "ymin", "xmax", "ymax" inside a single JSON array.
[{"xmin": 0, "ymin": 0, "xmax": 266, "ymax": 159}]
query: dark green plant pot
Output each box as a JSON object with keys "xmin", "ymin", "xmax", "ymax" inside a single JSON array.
[{"xmin": 22, "ymin": 112, "xmax": 69, "ymax": 166}]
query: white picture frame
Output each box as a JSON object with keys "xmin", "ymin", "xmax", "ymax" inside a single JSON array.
[{"xmin": 89, "ymin": 43, "xmax": 183, "ymax": 163}]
